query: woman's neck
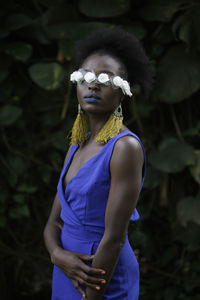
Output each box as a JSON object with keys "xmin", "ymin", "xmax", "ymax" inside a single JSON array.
[{"xmin": 88, "ymin": 113, "xmax": 111, "ymax": 139}]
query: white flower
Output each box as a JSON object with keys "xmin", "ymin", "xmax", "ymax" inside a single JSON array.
[
  {"xmin": 112, "ymin": 76, "xmax": 132, "ymax": 97},
  {"xmin": 70, "ymin": 71, "xmax": 83, "ymax": 82},
  {"xmin": 121, "ymin": 80, "xmax": 132, "ymax": 97},
  {"xmin": 70, "ymin": 69, "xmax": 133, "ymax": 97},
  {"xmin": 84, "ymin": 72, "xmax": 96, "ymax": 83},
  {"xmin": 112, "ymin": 76, "xmax": 124, "ymax": 87},
  {"xmin": 97, "ymin": 73, "xmax": 110, "ymax": 84}
]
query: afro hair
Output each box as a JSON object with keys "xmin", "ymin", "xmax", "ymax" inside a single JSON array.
[{"xmin": 74, "ymin": 27, "xmax": 154, "ymax": 99}]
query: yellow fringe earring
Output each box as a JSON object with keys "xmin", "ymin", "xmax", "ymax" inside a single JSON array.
[
  {"xmin": 70, "ymin": 104, "xmax": 88, "ymax": 145},
  {"xmin": 96, "ymin": 103, "xmax": 123, "ymax": 145}
]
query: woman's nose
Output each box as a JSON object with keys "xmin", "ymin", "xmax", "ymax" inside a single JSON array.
[{"xmin": 87, "ymin": 82, "xmax": 100, "ymax": 91}]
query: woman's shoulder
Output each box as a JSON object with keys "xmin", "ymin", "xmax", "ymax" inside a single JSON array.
[
  {"xmin": 110, "ymin": 131, "xmax": 144, "ymax": 177},
  {"xmin": 110, "ymin": 128, "xmax": 144, "ymax": 167},
  {"xmin": 108, "ymin": 127, "xmax": 145, "ymax": 167},
  {"xmin": 114, "ymin": 133, "xmax": 143, "ymax": 158},
  {"xmin": 118, "ymin": 127, "xmax": 143, "ymax": 150},
  {"xmin": 63, "ymin": 144, "xmax": 73, "ymax": 166}
]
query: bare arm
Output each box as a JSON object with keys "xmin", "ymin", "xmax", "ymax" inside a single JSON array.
[
  {"xmin": 85, "ymin": 136, "xmax": 144, "ymax": 300},
  {"xmin": 43, "ymin": 192, "xmax": 63, "ymax": 257}
]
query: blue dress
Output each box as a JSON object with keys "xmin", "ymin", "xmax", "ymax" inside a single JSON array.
[{"xmin": 52, "ymin": 130, "xmax": 146, "ymax": 300}]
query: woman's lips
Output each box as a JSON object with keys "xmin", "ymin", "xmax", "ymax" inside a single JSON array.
[
  {"xmin": 84, "ymin": 98, "xmax": 100, "ymax": 102},
  {"xmin": 84, "ymin": 93, "xmax": 101, "ymax": 102}
]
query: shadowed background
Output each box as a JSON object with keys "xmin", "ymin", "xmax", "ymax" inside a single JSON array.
[{"xmin": 0, "ymin": 0, "xmax": 200, "ymax": 299}]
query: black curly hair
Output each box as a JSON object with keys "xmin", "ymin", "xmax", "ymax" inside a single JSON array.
[{"xmin": 74, "ymin": 27, "xmax": 154, "ymax": 99}]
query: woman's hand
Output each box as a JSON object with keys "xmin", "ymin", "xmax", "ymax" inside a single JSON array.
[{"xmin": 51, "ymin": 247, "xmax": 106, "ymax": 298}]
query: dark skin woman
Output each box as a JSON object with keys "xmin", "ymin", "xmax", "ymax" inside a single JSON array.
[{"xmin": 44, "ymin": 27, "xmax": 154, "ymax": 300}]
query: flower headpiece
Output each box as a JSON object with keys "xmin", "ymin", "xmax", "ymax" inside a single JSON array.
[{"xmin": 70, "ymin": 69, "xmax": 133, "ymax": 97}]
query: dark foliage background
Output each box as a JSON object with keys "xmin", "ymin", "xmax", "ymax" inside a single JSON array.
[{"xmin": 0, "ymin": 0, "xmax": 200, "ymax": 299}]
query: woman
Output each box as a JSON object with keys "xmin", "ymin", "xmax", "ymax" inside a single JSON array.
[{"xmin": 44, "ymin": 27, "xmax": 154, "ymax": 300}]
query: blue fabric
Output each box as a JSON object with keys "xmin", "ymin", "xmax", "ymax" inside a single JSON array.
[{"xmin": 52, "ymin": 130, "xmax": 146, "ymax": 300}]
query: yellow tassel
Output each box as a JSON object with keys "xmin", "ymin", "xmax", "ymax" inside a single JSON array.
[
  {"xmin": 70, "ymin": 111, "xmax": 88, "ymax": 145},
  {"xmin": 96, "ymin": 113, "xmax": 123, "ymax": 145}
]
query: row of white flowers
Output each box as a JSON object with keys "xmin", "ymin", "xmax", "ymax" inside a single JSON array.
[{"xmin": 70, "ymin": 69, "xmax": 133, "ymax": 97}]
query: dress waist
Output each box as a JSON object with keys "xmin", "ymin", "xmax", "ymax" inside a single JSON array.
[{"xmin": 62, "ymin": 222, "xmax": 104, "ymax": 242}]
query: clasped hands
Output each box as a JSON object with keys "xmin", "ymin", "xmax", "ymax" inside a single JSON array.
[{"xmin": 51, "ymin": 247, "xmax": 106, "ymax": 298}]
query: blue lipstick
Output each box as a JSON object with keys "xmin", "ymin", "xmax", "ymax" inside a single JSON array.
[{"xmin": 84, "ymin": 93, "xmax": 101, "ymax": 102}]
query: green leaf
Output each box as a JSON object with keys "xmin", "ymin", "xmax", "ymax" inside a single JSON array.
[
  {"xmin": 9, "ymin": 204, "xmax": 30, "ymax": 219},
  {"xmin": 13, "ymin": 194, "xmax": 25, "ymax": 204},
  {"xmin": 23, "ymin": 22, "xmax": 51, "ymax": 45},
  {"xmin": 41, "ymin": 3, "xmax": 79, "ymax": 25},
  {"xmin": 5, "ymin": 42, "xmax": 32, "ymax": 62},
  {"xmin": 177, "ymin": 196, "xmax": 200, "ymax": 226},
  {"xmin": 78, "ymin": 0, "xmax": 130, "ymax": 18},
  {"xmin": 46, "ymin": 22, "xmax": 111, "ymax": 41},
  {"xmin": 17, "ymin": 184, "xmax": 38, "ymax": 193},
  {"xmin": 183, "ymin": 127, "xmax": 199, "ymax": 137},
  {"xmin": 143, "ymin": 165, "xmax": 162, "ymax": 188},
  {"xmin": 149, "ymin": 138, "xmax": 195, "ymax": 173},
  {"xmin": 0, "ymin": 105, "xmax": 22, "ymax": 126},
  {"xmin": 138, "ymin": 0, "xmax": 185, "ymax": 22},
  {"xmin": 189, "ymin": 150, "xmax": 200, "ymax": 184},
  {"xmin": 155, "ymin": 45, "xmax": 200, "ymax": 103},
  {"xmin": 0, "ymin": 54, "xmax": 12, "ymax": 82},
  {"xmin": 172, "ymin": 6, "xmax": 200, "ymax": 51},
  {"xmin": 29, "ymin": 63, "xmax": 65, "ymax": 90},
  {"xmin": 5, "ymin": 14, "xmax": 34, "ymax": 31}
]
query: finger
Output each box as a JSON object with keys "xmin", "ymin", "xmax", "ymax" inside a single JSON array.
[
  {"xmin": 79, "ymin": 271, "xmax": 106, "ymax": 285},
  {"xmin": 77, "ymin": 276, "xmax": 101, "ymax": 291},
  {"xmin": 71, "ymin": 280, "xmax": 86, "ymax": 298},
  {"xmin": 79, "ymin": 254, "xmax": 94, "ymax": 261},
  {"xmin": 79, "ymin": 261, "xmax": 106, "ymax": 276}
]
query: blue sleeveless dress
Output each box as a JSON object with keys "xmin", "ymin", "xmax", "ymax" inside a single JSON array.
[{"xmin": 51, "ymin": 130, "xmax": 146, "ymax": 300}]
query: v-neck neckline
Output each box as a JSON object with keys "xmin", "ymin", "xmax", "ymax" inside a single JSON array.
[{"xmin": 61, "ymin": 130, "xmax": 130, "ymax": 193}]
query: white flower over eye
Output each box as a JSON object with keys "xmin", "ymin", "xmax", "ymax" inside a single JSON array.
[
  {"xmin": 112, "ymin": 76, "xmax": 124, "ymax": 87},
  {"xmin": 121, "ymin": 80, "xmax": 133, "ymax": 96},
  {"xmin": 84, "ymin": 72, "xmax": 96, "ymax": 83},
  {"xmin": 70, "ymin": 69, "xmax": 133, "ymax": 97},
  {"xmin": 112, "ymin": 76, "xmax": 132, "ymax": 96},
  {"xmin": 70, "ymin": 71, "xmax": 83, "ymax": 82},
  {"xmin": 97, "ymin": 73, "xmax": 110, "ymax": 84}
]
